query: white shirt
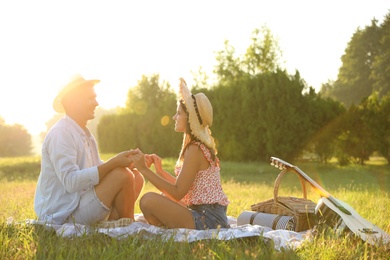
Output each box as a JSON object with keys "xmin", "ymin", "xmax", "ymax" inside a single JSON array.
[{"xmin": 34, "ymin": 116, "xmax": 102, "ymax": 224}]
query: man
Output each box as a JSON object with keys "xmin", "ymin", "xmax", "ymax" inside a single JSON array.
[{"xmin": 34, "ymin": 74, "xmax": 144, "ymax": 225}]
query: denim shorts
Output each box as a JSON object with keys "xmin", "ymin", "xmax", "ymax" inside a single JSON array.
[
  {"xmin": 188, "ymin": 204, "xmax": 229, "ymax": 230},
  {"xmin": 66, "ymin": 188, "xmax": 111, "ymax": 225}
]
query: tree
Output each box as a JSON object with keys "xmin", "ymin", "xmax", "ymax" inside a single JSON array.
[
  {"xmin": 365, "ymin": 93, "xmax": 390, "ymax": 163},
  {"xmin": 98, "ymin": 74, "xmax": 181, "ymax": 157},
  {"xmin": 210, "ymin": 26, "xmax": 346, "ymax": 162},
  {"xmin": 260, "ymin": 70, "xmax": 313, "ymax": 161},
  {"xmin": 210, "ymin": 79, "xmax": 248, "ymax": 161},
  {"xmin": 377, "ymin": 94, "xmax": 390, "ymax": 163},
  {"xmin": 0, "ymin": 118, "xmax": 32, "ymax": 157},
  {"xmin": 243, "ymin": 27, "xmax": 283, "ymax": 75},
  {"xmin": 191, "ymin": 66, "xmax": 211, "ymax": 90},
  {"xmin": 372, "ymin": 12, "xmax": 390, "ymax": 97},
  {"xmin": 321, "ymin": 12, "xmax": 390, "ymax": 107},
  {"xmin": 304, "ymin": 92, "xmax": 345, "ymax": 163},
  {"xmin": 332, "ymin": 20, "xmax": 380, "ymax": 107},
  {"xmin": 334, "ymin": 104, "xmax": 376, "ymax": 165},
  {"xmin": 213, "ymin": 40, "xmax": 243, "ymax": 85},
  {"xmin": 211, "ymin": 27, "xmax": 289, "ymax": 161}
]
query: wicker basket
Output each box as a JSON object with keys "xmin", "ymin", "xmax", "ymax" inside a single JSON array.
[{"xmin": 250, "ymin": 168, "xmax": 317, "ymax": 232}]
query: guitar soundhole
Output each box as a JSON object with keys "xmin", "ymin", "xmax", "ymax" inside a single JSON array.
[{"xmin": 316, "ymin": 202, "xmax": 343, "ymax": 228}]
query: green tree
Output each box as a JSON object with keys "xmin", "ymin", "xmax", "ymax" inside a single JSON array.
[
  {"xmin": 365, "ymin": 93, "xmax": 390, "ymax": 164},
  {"xmin": 0, "ymin": 118, "xmax": 32, "ymax": 157},
  {"xmin": 333, "ymin": 20, "xmax": 380, "ymax": 107},
  {"xmin": 321, "ymin": 12, "xmax": 390, "ymax": 107},
  {"xmin": 378, "ymin": 94, "xmax": 390, "ymax": 163},
  {"xmin": 210, "ymin": 79, "xmax": 247, "ymax": 161},
  {"xmin": 335, "ymin": 103, "xmax": 376, "ymax": 165},
  {"xmin": 372, "ymin": 13, "xmax": 390, "ymax": 97},
  {"xmin": 210, "ymin": 26, "xmax": 346, "ymax": 162},
  {"xmin": 214, "ymin": 40, "xmax": 244, "ymax": 85},
  {"xmin": 98, "ymin": 74, "xmax": 180, "ymax": 157},
  {"xmin": 304, "ymin": 92, "xmax": 345, "ymax": 163},
  {"xmin": 259, "ymin": 70, "xmax": 314, "ymax": 161},
  {"xmin": 191, "ymin": 66, "xmax": 211, "ymax": 90},
  {"xmin": 211, "ymin": 27, "xmax": 288, "ymax": 161},
  {"xmin": 243, "ymin": 27, "xmax": 282, "ymax": 75}
]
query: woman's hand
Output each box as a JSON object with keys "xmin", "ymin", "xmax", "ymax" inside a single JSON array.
[
  {"xmin": 144, "ymin": 154, "xmax": 164, "ymax": 175},
  {"xmin": 144, "ymin": 154, "xmax": 154, "ymax": 168},
  {"xmin": 148, "ymin": 154, "xmax": 163, "ymax": 173}
]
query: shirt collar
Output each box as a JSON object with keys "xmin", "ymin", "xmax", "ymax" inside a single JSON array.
[{"xmin": 64, "ymin": 115, "xmax": 90, "ymax": 137}]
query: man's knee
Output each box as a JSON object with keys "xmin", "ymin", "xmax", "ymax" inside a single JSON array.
[
  {"xmin": 134, "ymin": 171, "xmax": 145, "ymax": 186},
  {"xmin": 110, "ymin": 167, "xmax": 134, "ymax": 185}
]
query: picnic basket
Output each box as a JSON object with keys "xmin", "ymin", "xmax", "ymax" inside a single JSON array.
[{"xmin": 250, "ymin": 168, "xmax": 317, "ymax": 232}]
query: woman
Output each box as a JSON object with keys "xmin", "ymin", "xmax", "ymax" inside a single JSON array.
[{"xmin": 130, "ymin": 78, "xmax": 229, "ymax": 230}]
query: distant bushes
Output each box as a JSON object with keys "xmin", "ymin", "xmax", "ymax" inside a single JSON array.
[{"xmin": 0, "ymin": 157, "xmax": 41, "ymax": 181}]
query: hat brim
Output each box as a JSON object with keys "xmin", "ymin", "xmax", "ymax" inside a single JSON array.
[
  {"xmin": 178, "ymin": 78, "xmax": 216, "ymax": 151},
  {"xmin": 53, "ymin": 79, "xmax": 100, "ymax": 113}
]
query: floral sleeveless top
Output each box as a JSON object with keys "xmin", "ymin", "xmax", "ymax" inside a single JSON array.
[{"xmin": 174, "ymin": 142, "xmax": 229, "ymax": 206}]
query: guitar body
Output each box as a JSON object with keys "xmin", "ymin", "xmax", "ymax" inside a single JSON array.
[{"xmin": 316, "ymin": 197, "xmax": 390, "ymax": 245}]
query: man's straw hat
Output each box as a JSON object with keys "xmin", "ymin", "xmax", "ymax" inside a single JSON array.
[
  {"xmin": 178, "ymin": 78, "xmax": 216, "ymax": 152},
  {"xmin": 53, "ymin": 74, "xmax": 100, "ymax": 113}
]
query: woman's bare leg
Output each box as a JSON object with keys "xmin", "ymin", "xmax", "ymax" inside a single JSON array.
[{"xmin": 140, "ymin": 192, "xmax": 195, "ymax": 229}]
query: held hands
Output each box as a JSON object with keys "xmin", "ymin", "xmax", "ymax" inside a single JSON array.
[
  {"xmin": 145, "ymin": 154, "xmax": 163, "ymax": 173},
  {"xmin": 128, "ymin": 149, "xmax": 164, "ymax": 173},
  {"xmin": 110, "ymin": 150, "xmax": 135, "ymax": 168},
  {"xmin": 128, "ymin": 149, "xmax": 147, "ymax": 170}
]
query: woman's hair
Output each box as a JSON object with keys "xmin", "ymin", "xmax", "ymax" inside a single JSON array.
[{"xmin": 177, "ymin": 100, "xmax": 216, "ymax": 163}]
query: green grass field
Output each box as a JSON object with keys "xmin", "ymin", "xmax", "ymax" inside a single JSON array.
[{"xmin": 0, "ymin": 156, "xmax": 389, "ymax": 259}]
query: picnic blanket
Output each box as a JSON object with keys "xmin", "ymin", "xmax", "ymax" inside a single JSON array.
[{"xmin": 18, "ymin": 215, "xmax": 312, "ymax": 251}]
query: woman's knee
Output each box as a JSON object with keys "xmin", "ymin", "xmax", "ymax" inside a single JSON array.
[{"xmin": 140, "ymin": 192, "xmax": 159, "ymax": 211}]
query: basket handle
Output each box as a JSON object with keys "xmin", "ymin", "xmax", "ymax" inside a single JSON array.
[{"xmin": 273, "ymin": 168, "xmax": 307, "ymax": 202}]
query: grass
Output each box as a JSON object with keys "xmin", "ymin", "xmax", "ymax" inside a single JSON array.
[{"xmin": 0, "ymin": 155, "xmax": 389, "ymax": 259}]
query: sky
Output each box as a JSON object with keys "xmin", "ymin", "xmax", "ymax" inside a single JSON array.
[{"xmin": 0, "ymin": 0, "xmax": 389, "ymax": 136}]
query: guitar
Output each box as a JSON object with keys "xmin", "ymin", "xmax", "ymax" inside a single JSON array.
[{"xmin": 270, "ymin": 157, "xmax": 390, "ymax": 245}]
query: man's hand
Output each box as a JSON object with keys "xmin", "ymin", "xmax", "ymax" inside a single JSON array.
[
  {"xmin": 110, "ymin": 150, "xmax": 134, "ymax": 168},
  {"xmin": 129, "ymin": 149, "xmax": 147, "ymax": 171}
]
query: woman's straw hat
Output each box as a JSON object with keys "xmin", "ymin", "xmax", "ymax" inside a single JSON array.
[
  {"xmin": 53, "ymin": 74, "xmax": 100, "ymax": 113},
  {"xmin": 178, "ymin": 78, "xmax": 216, "ymax": 151}
]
